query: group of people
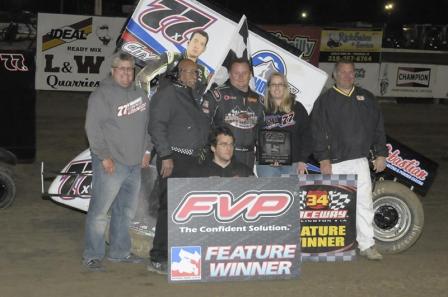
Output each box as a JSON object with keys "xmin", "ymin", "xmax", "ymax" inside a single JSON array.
[{"xmin": 81, "ymin": 30, "xmax": 388, "ymax": 274}]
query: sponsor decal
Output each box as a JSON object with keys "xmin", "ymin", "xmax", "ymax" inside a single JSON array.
[
  {"xmin": 270, "ymin": 32, "xmax": 316, "ymax": 59},
  {"xmin": 138, "ymin": 0, "xmax": 216, "ymax": 44},
  {"xmin": 57, "ymin": 160, "xmax": 92, "ymax": 199},
  {"xmin": 171, "ymin": 246, "xmax": 201, "ymax": 281},
  {"xmin": 356, "ymin": 95, "xmax": 365, "ymax": 101},
  {"xmin": 120, "ymin": 32, "xmax": 159, "ymax": 61},
  {"xmin": 386, "ymin": 143, "xmax": 429, "ymax": 185},
  {"xmin": 117, "ymin": 97, "xmax": 147, "ymax": 117},
  {"xmin": 396, "ymin": 67, "xmax": 431, "ymax": 87},
  {"xmin": 264, "ymin": 112, "xmax": 296, "ymax": 129},
  {"xmin": 223, "ymin": 94, "xmax": 236, "ymax": 100},
  {"xmin": 0, "ymin": 53, "xmax": 29, "ymax": 71},
  {"xmin": 224, "ymin": 106, "xmax": 258, "ymax": 130},
  {"xmin": 252, "ymin": 50, "xmax": 286, "ymax": 95},
  {"xmin": 172, "ymin": 191, "xmax": 294, "ymax": 223},
  {"xmin": 42, "ymin": 18, "xmax": 93, "ymax": 51}
]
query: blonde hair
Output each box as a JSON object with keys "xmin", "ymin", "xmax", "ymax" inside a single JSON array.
[{"xmin": 264, "ymin": 72, "xmax": 293, "ymax": 113}]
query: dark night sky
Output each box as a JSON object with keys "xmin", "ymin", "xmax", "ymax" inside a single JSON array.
[{"xmin": 1, "ymin": 0, "xmax": 447, "ymax": 26}]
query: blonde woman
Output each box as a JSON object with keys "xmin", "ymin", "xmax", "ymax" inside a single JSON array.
[{"xmin": 256, "ymin": 72, "xmax": 312, "ymax": 176}]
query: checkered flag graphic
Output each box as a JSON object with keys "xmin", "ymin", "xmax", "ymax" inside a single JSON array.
[
  {"xmin": 328, "ymin": 191, "xmax": 351, "ymax": 210},
  {"xmin": 206, "ymin": 15, "xmax": 253, "ymax": 91},
  {"xmin": 298, "ymin": 191, "xmax": 307, "ymax": 210}
]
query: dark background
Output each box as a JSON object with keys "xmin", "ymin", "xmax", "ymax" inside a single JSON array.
[{"xmin": 0, "ymin": 0, "xmax": 447, "ymax": 26}]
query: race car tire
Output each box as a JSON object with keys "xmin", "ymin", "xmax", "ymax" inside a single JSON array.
[
  {"xmin": 372, "ymin": 180, "xmax": 424, "ymax": 254},
  {"xmin": 0, "ymin": 169, "xmax": 16, "ymax": 209}
]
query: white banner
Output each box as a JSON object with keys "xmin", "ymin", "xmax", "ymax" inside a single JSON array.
[
  {"xmin": 36, "ymin": 13, "xmax": 126, "ymax": 91},
  {"xmin": 121, "ymin": 0, "xmax": 328, "ymax": 113},
  {"xmin": 319, "ymin": 62, "xmax": 380, "ymax": 95},
  {"xmin": 378, "ymin": 63, "xmax": 443, "ymax": 98}
]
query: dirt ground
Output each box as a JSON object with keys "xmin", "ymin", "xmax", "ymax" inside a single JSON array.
[{"xmin": 1, "ymin": 91, "xmax": 447, "ymax": 297}]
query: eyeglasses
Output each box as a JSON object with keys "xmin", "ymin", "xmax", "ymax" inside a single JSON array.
[
  {"xmin": 269, "ymin": 83, "xmax": 287, "ymax": 88},
  {"xmin": 216, "ymin": 142, "xmax": 234, "ymax": 148},
  {"xmin": 113, "ymin": 67, "xmax": 134, "ymax": 73},
  {"xmin": 180, "ymin": 69, "xmax": 199, "ymax": 76}
]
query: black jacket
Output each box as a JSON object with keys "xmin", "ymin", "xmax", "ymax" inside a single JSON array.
[
  {"xmin": 149, "ymin": 80, "xmax": 210, "ymax": 159},
  {"xmin": 191, "ymin": 159, "xmax": 254, "ymax": 177},
  {"xmin": 202, "ymin": 82, "xmax": 265, "ymax": 150},
  {"xmin": 311, "ymin": 86, "xmax": 387, "ymax": 163},
  {"xmin": 262, "ymin": 100, "xmax": 312, "ymax": 163}
]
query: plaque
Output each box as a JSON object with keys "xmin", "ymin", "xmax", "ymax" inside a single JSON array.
[{"xmin": 257, "ymin": 130, "xmax": 292, "ymax": 165}]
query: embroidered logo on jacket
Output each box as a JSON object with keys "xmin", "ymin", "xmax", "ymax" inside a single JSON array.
[{"xmin": 224, "ymin": 106, "xmax": 258, "ymax": 129}]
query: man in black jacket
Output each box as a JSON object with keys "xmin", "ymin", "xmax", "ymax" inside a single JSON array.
[
  {"xmin": 202, "ymin": 58, "xmax": 264, "ymax": 169},
  {"xmin": 147, "ymin": 59, "xmax": 209, "ymax": 274},
  {"xmin": 311, "ymin": 60, "xmax": 387, "ymax": 261}
]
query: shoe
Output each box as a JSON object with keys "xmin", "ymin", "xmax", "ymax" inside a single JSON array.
[
  {"xmin": 147, "ymin": 260, "xmax": 168, "ymax": 275},
  {"xmin": 107, "ymin": 254, "xmax": 145, "ymax": 264},
  {"xmin": 360, "ymin": 246, "xmax": 383, "ymax": 261},
  {"xmin": 82, "ymin": 259, "xmax": 105, "ymax": 272}
]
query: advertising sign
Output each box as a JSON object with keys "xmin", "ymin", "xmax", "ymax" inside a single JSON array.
[
  {"xmin": 120, "ymin": 0, "xmax": 328, "ymax": 113},
  {"xmin": 299, "ymin": 174, "xmax": 357, "ymax": 262},
  {"xmin": 379, "ymin": 62, "xmax": 444, "ymax": 98},
  {"xmin": 320, "ymin": 29, "xmax": 383, "ymax": 63},
  {"xmin": 36, "ymin": 13, "xmax": 126, "ymax": 91},
  {"xmin": 260, "ymin": 25, "xmax": 321, "ymax": 66},
  {"xmin": 168, "ymin": 177, "xmax": 301, "ymax": 282}
]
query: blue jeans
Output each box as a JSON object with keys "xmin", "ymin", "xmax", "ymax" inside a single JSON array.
[
  {"xmin": 256, "ymin": 162, "xmax": 298, "ymax": 177},
  {"xmin": 83, "ymin": 153, "xmax": 141, "ymax": 261}
]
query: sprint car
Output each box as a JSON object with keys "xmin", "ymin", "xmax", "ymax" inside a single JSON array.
[{"xmin": 41, "ymin": 136, "xmax": 438, "ymax": 256}]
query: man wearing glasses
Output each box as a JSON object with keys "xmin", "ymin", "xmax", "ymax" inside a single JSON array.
[
  {"xmin": 192, "ymin": 125, "xmax": 254, "ymax": 177},
  {"xmin": 147, "ymin": 59, "xmax": 210, "ymax": 274},
  {"xmin": 83, "ymin": 52, "xmax": 152, "ymax": 271}
]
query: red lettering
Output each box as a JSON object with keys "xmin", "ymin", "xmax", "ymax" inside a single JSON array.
[
  {"xmin": 386, "ymin": 144, "xmax": 429, "ymax": 181},
  {"xmin": 173, "ymin": 191, "xmax": 293, "ymax": 223}
]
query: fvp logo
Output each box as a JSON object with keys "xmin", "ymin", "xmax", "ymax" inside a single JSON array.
[
  {"xmin": 0, "ymin": 53, "xmax": 28, "ymax": 71},
  {"xmin": 171, "ymin": 246, "xmax": 201, "ymax": 281},
  {"xmin": 138, "ymin": 0, "xmax": 216, "ymax": 44},
  {"xmin": 252, "ymin": 51, "xmax": 286, "ymax": 95},
  {"xmin": 172, "ymin": 191, "xmax": 294, "ymax": 223}
]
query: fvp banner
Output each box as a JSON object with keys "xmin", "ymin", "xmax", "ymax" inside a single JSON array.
[
  {"xmin": 36, "ymin": 13, "xmax": 126, "ymax": 91},
  {"xmin": 168, "ymin": 177, "xmax": 301, "ymax": 282},
  {"xmin": 299, "ymin": 174, "xmax": 357, "ymax": 262}
]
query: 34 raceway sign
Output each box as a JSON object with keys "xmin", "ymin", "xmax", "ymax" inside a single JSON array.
[{"xmin": 35, "ymin": 13, "xmax": 126, "ymax": 91}]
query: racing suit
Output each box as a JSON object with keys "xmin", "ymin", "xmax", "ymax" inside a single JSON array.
[{"xmin": 202, "ymin": 82, "xmax": 265, "ymax": 168}]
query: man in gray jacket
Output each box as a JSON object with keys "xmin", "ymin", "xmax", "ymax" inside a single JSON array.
[{"xmin": 83, "ymin": 52, "xmax": 152, "ymax": 271}]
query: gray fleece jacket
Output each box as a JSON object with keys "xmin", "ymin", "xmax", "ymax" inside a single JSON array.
[{"xmin": 85, "ymin": 76, "xmax": 152, "ymax": 166}]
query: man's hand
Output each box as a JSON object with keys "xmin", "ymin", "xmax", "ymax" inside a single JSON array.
[
  {"xmin": 141, "ymin": 152, "xmax": 151, "ymax": 168},
  {"xmin": 297, "ymin": 162, "xmax": 308, "ymax": 174},
  {"xmin": 373, "ymin": 156, "xmax": 387, "ymax": 173},
  {"xmin": 161, "ymin": 159, "xmax": 174, "ymax": 178},
  {"xmin": 319, "ymin": 159, "xmax": 332, "ymax": 174},
  {"xmin": 102, "ymin": 158, "xmax": 115, "ymax": 175}
]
